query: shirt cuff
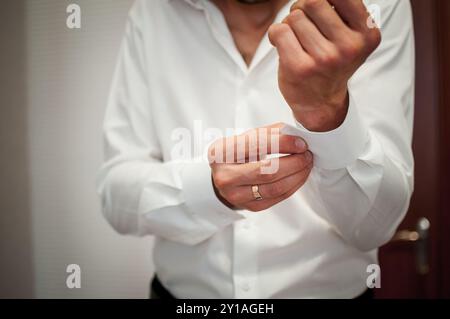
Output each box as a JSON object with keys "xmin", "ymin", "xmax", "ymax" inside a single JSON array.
[
  {"xmin": 180, "ymin": 159, "xmax": 245, "ymax": 229},
  {"xmin": 281, "ymin": 92, "xmax": 369, "ymax": 170}
]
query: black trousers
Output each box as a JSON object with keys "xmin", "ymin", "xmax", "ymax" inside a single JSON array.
[
  {"xmin": 151, "ymin": 275, "xmax": 176, "ymax": 299},
  {"xmin": 150, "ymin": 276, "xmax": 374, "ymax": 300}
]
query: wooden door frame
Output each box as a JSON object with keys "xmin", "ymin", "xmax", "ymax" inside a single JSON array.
[
  {"xmin": 375, "ymin": 0, "xmax": 448, "ymax": 298},
  {"xmin": 436, "ymin": 0, "xmax": 450, "ymax": 298}
]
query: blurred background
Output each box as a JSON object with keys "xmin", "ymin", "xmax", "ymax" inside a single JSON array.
[
  {"xmin": 0, "ymin": 0, "xmax": 152, "ymax": 298},
  {"xmin": 0, "ymin": 0, "xmax": 449, "ymax": 298}
]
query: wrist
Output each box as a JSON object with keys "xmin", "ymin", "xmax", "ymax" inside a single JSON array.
[{"xmin": 293, "ymin": 91, "xmax": 349, "ymax": 132}]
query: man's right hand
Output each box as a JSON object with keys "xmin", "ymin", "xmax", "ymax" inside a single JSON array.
[{"xmin": 208, "ymin": 123, "xmax": 313, "ymax": 212}]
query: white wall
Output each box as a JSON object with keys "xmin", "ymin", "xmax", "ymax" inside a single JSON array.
[{"xmin": 26, "ymin": 0, "xmax": 154, "ymax": 298}]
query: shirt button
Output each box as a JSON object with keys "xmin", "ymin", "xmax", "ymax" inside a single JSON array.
[
  {"xmin": 241, "ymin": 283, "xmax": 251, "ymax": 292},
  {"xmin": 242, "ymin": 222, "xmax": 251, "ymax": 230}
]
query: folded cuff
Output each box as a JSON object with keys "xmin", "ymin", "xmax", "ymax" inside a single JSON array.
[
  {"xmin": 281, "ymin": 92, "xmax": 369, "ymax": 170},
  {"xmin": 181, "ymin": 159, "xmax": 245, "ymax": 229}
]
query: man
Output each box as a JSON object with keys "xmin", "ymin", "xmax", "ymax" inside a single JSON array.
[{"xmin": 97, "ymin": 0, "xmax": 414, "ymax": 298}]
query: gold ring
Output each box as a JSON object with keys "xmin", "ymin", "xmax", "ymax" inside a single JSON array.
[{"xmin": 252, "ymin": 185, "xmax": 263, "ymax": 201}]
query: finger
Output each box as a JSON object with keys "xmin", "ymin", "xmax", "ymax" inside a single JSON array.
[
  {"xmin": 257, "ymin": 167, "xmax": 310, "ymax": 200},
  {"xmin": 212, "ymin": 152, "xmax": 313, "ymax": 191},
  {"xmin": 243, "ymin": 164, "xmax": 313, "ymax": 212},
  {"xmin": 226, "ymin": 163, "xmax": 312, "ymax": 204},
  {"xmin": 268, "ymin": 23, "xmax": 310, "ymax": 68},
  {"xmin": 327, "ymin": 0, "xmax": 370, "ymax": 31},
  {"xmin": 238, "ymin": 128, "xmax": 308, "ymax": 161},
  {"xmin": 285, "ymin": 9, "xmax": 334, "ymax": 60},
  {"xmin": 291, "ymin": 0, "xmax": 349, "ymax": 41},
  {"xmin": 233, "ymin": 151, "xmax": 313, "ymax": 186},
  {"xmin": 210, "ymin": 128, "xmax": 308, "ymax": 164}
]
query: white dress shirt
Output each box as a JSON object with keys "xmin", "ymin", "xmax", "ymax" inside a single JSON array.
[{"xmin": 97, "ymin": 0, "xmax": 415, "ymax": 298}]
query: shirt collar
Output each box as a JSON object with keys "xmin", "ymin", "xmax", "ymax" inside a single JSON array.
[
  {"xmin": 165, "ymin": 0, "xmax": 204, "ymax": 10},
  {"xmin": 165, "ymin": 0, "xmax": 295, "ymax": 13}
]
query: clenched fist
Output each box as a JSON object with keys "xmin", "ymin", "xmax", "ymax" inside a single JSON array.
[
  {"xmin": 268, "ymin": 0, "xmax": 381, "ymax": 132},
  {"xmin": 209, "ymin": 123, "xmax": 313, "ymax": 212}
]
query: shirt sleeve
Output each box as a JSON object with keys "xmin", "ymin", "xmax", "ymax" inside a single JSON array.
[
  {"xmin": 96, "ymin": 1, "xmax": 243, "ymax": 246},
  {"xmin": 282, "ymin": 0, "xmax": 415, "ymax": 252}
]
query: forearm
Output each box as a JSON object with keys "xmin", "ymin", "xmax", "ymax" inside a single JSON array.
[
  {"xmin": 303, "ymin": 134, "xmax": 413, "ymax": 251},
  {"xmin": 97, "ymin": 158, "xmax": 243, "ymax": 245},
  {"xmin": 278, "ymin": 0, "xmax": 415, "ymax": 251}
]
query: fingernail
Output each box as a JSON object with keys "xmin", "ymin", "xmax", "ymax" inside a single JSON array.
[{"xmin": 295, "ymin": 138, "xmax": 306, "ymax": 151}]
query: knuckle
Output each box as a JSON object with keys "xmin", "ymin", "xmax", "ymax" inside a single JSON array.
[
  {"xmin": 213, "ymin": 170, "xmax": 232, "ymax": 189},
  {"xmin": 298, "ymin": 152, "xmax": 312, "ymax": 167},
  {"xmin": 267, "ymin": 25, "xmax": 279, "ymax": 42},
  {"xmin": 304, "ymin": 0, "xmax": 323, "ymax": 11},
  {"xmin": 268, "ymin": 23, "xmax": 290, "ymax": 43},
  {"xmin": 287, "ymin": 8, "xmax": 306, "ymax": 24},
  {"xmin": 339, "ymin": 37, "xmax": 364, "ymax": 59},
  {"xmin": 280, "ymin": 135, "xmax": 296, "ymax": 150},
  {"xmin": 290, "ymin": 0, "xmax": 302, "ymax": 11},
  {"xmin": 289, "ymin": 60, "xmax": 316, "ymax": 77},
  {"xmin": 226, "ymin": 190, "xmax": 241, "ymax": 203},
  {"xmin": 266, "ymin": 181, "xmax": 284, "ymax": 198},
  {"xmin": 366, "ymin": 28, "xmax": 382, "ymax": 50},
  {"xmin": 316, "ymin": 48, "xmax": 340, "ymax": 67}
]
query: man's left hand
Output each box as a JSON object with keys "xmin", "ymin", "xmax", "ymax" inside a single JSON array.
[{"xmin": 268, "ymin": 0, "xmax": 381, "ymax": 132}]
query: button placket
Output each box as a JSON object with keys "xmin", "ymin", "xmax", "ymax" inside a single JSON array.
[{"xmin": 232, "ymin": 216, "xmax": 259, "ymax": 298}]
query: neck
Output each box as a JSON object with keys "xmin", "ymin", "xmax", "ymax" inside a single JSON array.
[
  {"xmin": 211, "ymin": 0, "xmax": 289, "ymax": 66},
  {"xmin": 213, "ymin": 0, "xmax": 288, "ymax": 31}
]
